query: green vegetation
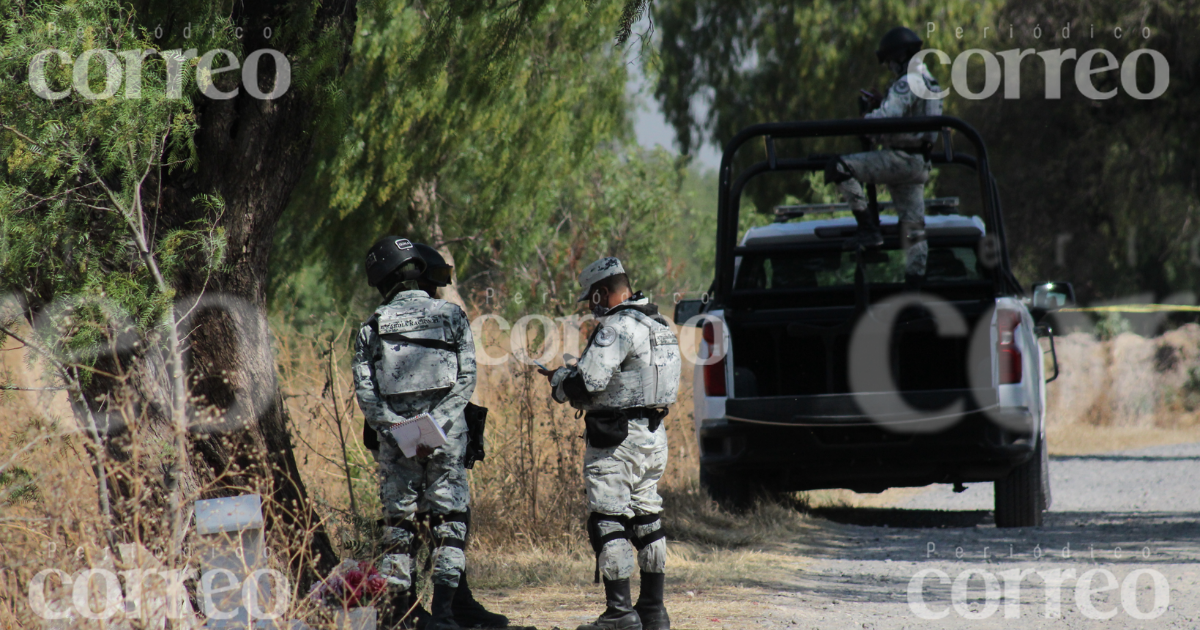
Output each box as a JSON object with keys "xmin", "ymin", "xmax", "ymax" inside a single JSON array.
[{"xmin": 648, "ymin": 0, "xmax": 1200, "ymax": 304}]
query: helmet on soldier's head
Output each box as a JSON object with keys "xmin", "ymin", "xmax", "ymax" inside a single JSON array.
[
  {"xmin": 365, "ymin": 236, "xmax": 427, "ymax": 287},
  {"xmin": 413, "ymin": 243, "xmax": 454, "ymax": 287},
  {"xmin": 876, "ymin": 26, "xmax": 923, "ymax": 63}
]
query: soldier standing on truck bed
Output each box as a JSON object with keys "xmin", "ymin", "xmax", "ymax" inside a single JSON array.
[
  {"xmin": 823, "ymin": 25, "xmax": 945, "ymax": 289},
  {"xmin": 539, "ymin": 257, "xmax": 681, "ymax": 630}
]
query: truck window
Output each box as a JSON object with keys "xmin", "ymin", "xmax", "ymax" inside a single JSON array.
[{"xmin": 735, "ymin": 246, "xmax": 984, "ymax": 289}]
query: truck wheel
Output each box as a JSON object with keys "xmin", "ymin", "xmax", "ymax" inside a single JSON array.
[
  {"xmin": 700, "ymin": 466, "xmax": 754, "ymax": 513},
  {"xmin": 994, "ymin": 437, "xmax": 1049, "ymax": 528}
]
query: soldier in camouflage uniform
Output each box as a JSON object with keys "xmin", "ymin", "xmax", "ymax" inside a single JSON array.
[
  {"xmin": 353, "ymin": 236, "xmax": 477, "ymax": 630},
  {"xmin": 540, "ymin": 257, "xmax": 681, "ymax": 630},
  {"xmin": 824, "ymin": 26, "xmax": 944, "ymax": 287}
]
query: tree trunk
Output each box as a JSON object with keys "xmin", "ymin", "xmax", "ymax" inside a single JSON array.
[
  {"xmin": 75, "ymin": 0, "xmax": 358, "ymax": 584},
  {"xmin": 413, "ymin": 178, "xmax": 467, "ymax": 309}
]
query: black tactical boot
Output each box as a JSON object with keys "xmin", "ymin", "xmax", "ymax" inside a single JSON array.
[
  {"xmin": 576, "ymin": 578, "xmax": 642, "ymax": 630},
  {"xmin": 380, "ymin": 585, "xmax": 416, "ymax": 630},
  {"xmin": 633, "ymin": 572, "xmax": 669, "ymax": 630},
  {"xmin": 426, "ymin": 583, "xmax": 462, "ymax": 630},
  {"xmin": 408, "ymin": 581, "xmax": 432, "ymax": 629},
  {"xmin": 452, "ymin": 573, "xmax": 509, "ymax": 628},
  {"xmin": 845, "ymin": 210, "xmax": 883, "ymax": 249}
]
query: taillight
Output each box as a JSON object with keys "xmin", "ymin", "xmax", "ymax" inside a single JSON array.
[
  {"xmin": 702, "ymin": 321, "xmax": 727, "ymax": 396},
  {"xmin": 997, "ymin": 310, "xmax": 1022, "ymax": 384}
]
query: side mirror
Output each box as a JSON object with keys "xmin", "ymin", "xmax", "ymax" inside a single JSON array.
[
  {"xmin": 673, "ymin": 299, "xmax": 705, "ymax": 326},
  {"xmin": 1032, "ymin": 282, "xmax": 1076, "ymax": 311}
]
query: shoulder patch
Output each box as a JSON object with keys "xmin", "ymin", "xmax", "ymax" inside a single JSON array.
[
  {"xmin": 653, "ymin": 330, "xmax": 679, "ymax": 347},
  {"xmin": 892, "ymin": 78, "xmax": 910, "ymax": 95},
  {"xmin": 594, "ymin": 325, "xmax": 618, "ymax": 347}
]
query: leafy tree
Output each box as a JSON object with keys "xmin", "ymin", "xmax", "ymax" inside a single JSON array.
[
  {"xmin": 957, "ymin": 0, "xmax": 1200, "ymax": 304},
  {"xmin": 1, "ymin": 0, "xmax": 661, "ymax": 582},
  {"xmin": 1, "ymin": 0, "xmax": 356, "ymax": 574},
  {"xmin": 275, "ymin": 0, "xmax": 690, "ymax": 322},
  {"xmin": 649, "ymin": 0, "xmax": 1200, "ymax": 305}
]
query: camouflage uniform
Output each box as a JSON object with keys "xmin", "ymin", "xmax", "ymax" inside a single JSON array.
[
  {"xmin": 353, "ymin": 289, "xmax": 476, "ymax": 589},
  {"xmin": 836, "ymin": 60, "xmax": 943, "ymax": 276},
  {"xmin": 551, "ymin": 295, "xmax": 681, "ymax": 581}
]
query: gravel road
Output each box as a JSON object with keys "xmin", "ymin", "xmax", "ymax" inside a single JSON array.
[{"xmin": 749, "ymin": 442, "xmax": 1200, "ymax": 629}]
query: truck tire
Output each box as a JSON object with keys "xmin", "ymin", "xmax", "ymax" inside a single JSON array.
[{"xmin": 994, "ymin": 437, "xmax": 1049, "ymax": 528}]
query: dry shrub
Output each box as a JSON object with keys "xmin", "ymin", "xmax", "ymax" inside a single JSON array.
[
  {"xmin": 0, "ymin": 325, "xmax": 360, "ymax": 629},
  {"xmin": 659, "ymin": 481, "xmax": 808, "ymax": 549},
  {"xmin": 0, "ymin": 307, "xmax": 798, "ymax": 626}
]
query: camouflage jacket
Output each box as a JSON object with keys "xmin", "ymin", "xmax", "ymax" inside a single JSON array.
[
  {"xmin": 353, "ymin": 290, "xmax": 476, "ymax": 438},
  {"xmin": 866, "ymin": 60, "xmax": 944, "ymax": 148},
  {"xmin": 551, "ymin": 295, "xmax": 681, "ymax": 412}
]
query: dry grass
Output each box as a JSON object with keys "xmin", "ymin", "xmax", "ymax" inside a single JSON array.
[
  {"xmin": 5, "ymin": 311, "xmax": 1200, "ymax": 628},
  {"xmin": 1046, "ymin": 423, "xmax": 1200, "ymax": 456}
]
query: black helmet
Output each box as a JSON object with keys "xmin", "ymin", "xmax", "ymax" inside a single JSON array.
[
  {"xmin": 413, "ymin": 243, "xmax": 454, "ymax": 287},
  {"xmin": 876, "ymin": 26, "xmax": 923, "ymax": 63},
  {"xmin": 365, "ymin": 236, "xmax": 427, "ymax": 287}
]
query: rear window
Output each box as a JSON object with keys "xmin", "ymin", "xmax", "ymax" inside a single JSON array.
[{"xmin": 735, "ymin": 246, "xmax": 985, "ymax": 290}]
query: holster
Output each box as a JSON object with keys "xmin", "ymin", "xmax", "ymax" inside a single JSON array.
[
  {"xmin": 463, "ymin": 402, "xmax": 487, "ymax": 469},
  {"xmin": 584, "ymin": 407, "xmax": 669, "ymax": 448},
  {"xmin": 584, "ymin": 411, "xmax": 629, "ymax": 449}
]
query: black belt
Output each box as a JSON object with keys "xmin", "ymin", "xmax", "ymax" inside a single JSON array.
[{"xmin": 586, "ymin": 407, "xmax": 669, "ymax": 431}]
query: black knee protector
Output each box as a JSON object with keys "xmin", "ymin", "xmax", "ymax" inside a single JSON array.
[
  {"xmin": 628, "ymin": 513, "xmax": 666, "ymax": 551},
  {"xmin": 586, "ymin": 512, "xmax": 630, "ymax": 555},
  {"xmin": 429, "ymin": 511, "xmax": 470, "ymax": 551},
  {"xmin": 824, "ymin": 157, "xmax": 854, "ymax": 184},
  {"xmin": 379, "ymin": 516, "xmax": 419, "ymax": 555}
]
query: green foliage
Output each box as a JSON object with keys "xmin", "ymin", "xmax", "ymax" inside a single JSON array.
[
  {"xmin": 649, "ymin": 0, "xmax": 1000, "ymax": 154},
  {"xmin": 649, "ymin": 0, "xmax": 1200, "ymax": 303},
  {"xmin": 0, "ymin": 0, "xmax": 228, "ymax": 380},
  {"xmin": 1095, "ymin": 311, "xmax": 1131, "ymax": 340},
  {"xmin": 960, "ymin": 0, "xmax": 1200, "ymax": 303},
  {"xmin": 1182, "ymin": 365, "xmax": 1200, "ymax": 411},
  {"xmin": 492, "ymin": 147, "xmax": 690, "ymax": 318},
  {"xmin": 0, "ymin": 465, "xmax": 39, "ymax": 505},
  {"xmin": 275, "ymin": 1, "xmax": 697, "ymax": 322}
]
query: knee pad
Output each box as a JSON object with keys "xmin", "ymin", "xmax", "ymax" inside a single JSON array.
[
  {"xmin": 628, "ymin": 513, "xmax": 666, "ymax": 551},
  {"xmin": 587, "ymin": 512, "xmax": 631, "ymax": 554},
  {"xmin": 588, "ymin": 512, "xmax": 632, "ymax": 583},
  {"xmin": 379, "ymin": 517, "xmax": 419, "ymax": 555},
  {"xmin": 429, "ymin": 511, "xmax": 469, "ymax": 551},
  {"xmin": 824, "ymin": 157, "xmax": 855, "ymax": 184}
]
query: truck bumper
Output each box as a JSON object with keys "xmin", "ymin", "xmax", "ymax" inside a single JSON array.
[{"xmin": 699, "ymin": 388, "xmax": 1037, "ymax": 492}]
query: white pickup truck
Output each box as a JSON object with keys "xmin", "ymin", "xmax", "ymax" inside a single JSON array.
[{"xmin": 675, "ymin": 117, "xmax": 1073, "ymax": 527}]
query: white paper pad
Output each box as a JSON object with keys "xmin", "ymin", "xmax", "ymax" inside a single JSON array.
[{"xmin": 389, "ymin": 413, "xmax": 447, "ymax": 458}]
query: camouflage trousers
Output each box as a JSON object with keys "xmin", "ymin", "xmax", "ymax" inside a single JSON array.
[
  {"xmin": 584, "ymin": 417, "xmax": 669, "ymax": 580},
  {"xmin": 377, "ymin": 428, "xmax": 470, "ymax": 588},
  {"xmin": 838, "ymin": 149, "xmax": 932, "ymax": 276}
]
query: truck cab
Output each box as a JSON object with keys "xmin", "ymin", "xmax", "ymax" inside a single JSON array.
[{"xmin": 676, "ymin": 117, "xmax": 1073, "ymax": 527}]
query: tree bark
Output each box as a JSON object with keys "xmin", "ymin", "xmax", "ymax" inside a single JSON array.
[{"xmin": 74, "ymin": 0, "xmax": 359, "ymax": 584}]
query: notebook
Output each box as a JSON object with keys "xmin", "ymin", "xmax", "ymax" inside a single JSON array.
[{"xmin": 388, "ymin": 412, "xmax": 447, "ymax": 458}]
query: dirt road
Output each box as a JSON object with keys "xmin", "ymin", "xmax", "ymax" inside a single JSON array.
[
  {"xmin": 493, "ymin": 441, "xmax": 1200, "ymax": 629},
  {"xmin": 751, "ymin": 441, "xmax": 1200, "ymax": 629}
]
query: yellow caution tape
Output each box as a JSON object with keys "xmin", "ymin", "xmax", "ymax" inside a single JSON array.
[{"xmin": 1059, "ymin": 304, "xmax": 1200, "ymax": 313}]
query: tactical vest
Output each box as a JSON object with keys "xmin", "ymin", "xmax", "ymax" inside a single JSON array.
[
  {"xmin": 577, "ymin": 308, "xmax": 681, "ymax": 411},
  {"xmin": 882, "ymin": 66, "xmax": 943, "ymax": 148},
  {"xmin": 372, "ymin": 301, "xmax": 458, "ymax": 395}
]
